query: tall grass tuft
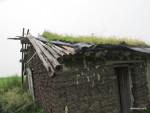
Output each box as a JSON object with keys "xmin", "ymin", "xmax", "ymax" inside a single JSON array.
[{"xmin": 43, "ymin": 31, "xmax": 148, "ymax": 46}]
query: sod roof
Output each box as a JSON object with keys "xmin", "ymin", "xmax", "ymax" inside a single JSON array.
[{"xmin": 43, "ymin": 31, "xmax": 148, "ymax": 46}]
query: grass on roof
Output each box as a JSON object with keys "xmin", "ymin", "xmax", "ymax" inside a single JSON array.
[{"xmin": 43, "ymin": 31, "xmax": 147, "ymax": 46}]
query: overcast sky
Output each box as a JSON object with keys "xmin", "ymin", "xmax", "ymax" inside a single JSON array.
[{"xmin": 0, "ymin": 0, "xmax": 150, "ymax": 77}]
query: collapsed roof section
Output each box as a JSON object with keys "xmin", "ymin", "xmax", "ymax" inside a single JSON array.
[
  {"xmin": 26, "ymin": 34, "xmax": 150, "ymax": 76},
  {"xmin": 26, "ymin": 34, "xmax": 76, "ymax": 76}
]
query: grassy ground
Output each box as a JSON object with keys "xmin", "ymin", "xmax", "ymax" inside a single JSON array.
[
  {"xmin": 0, "ymin": 75, "xmax": 44, "ymax": 113},
  {"xmin": 0, "ymin": 76, "xmax": 149, "ymax": 113},
  {"xmin": 43, "ymin": 31, "xmax": 147, "ymax": 46}
]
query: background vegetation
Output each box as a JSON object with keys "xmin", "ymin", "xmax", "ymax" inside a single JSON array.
[{"xmin": 0, "ymin": 75, "xmax": 44, "ymax": 113}]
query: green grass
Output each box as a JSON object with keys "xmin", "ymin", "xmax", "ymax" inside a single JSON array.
[
  {"xmin": 0, "ymin": 75, "xmax": 44, "ymax": 113},
  {"xmin": 43, "ymin": 31, "xmax": 148, "ymax": 46},
  {"xmin": 0, "ymin": 76, "xmax": 22, "ymax": 91}
]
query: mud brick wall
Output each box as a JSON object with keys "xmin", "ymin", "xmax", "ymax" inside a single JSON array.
[
  {"xmin": 26, "ymin": 47, "xmax": 57, "ymax": 113},
  {"xmin": 131, "ymin": 63, "xmax": 150, "ymax": 108},
  {"xmin": 53, "ymin": 57, "xmax": 119, "ymax": 113},
  {"xmin": 26, "ymin": 47, "xmax": 150, "ymax": 113}
]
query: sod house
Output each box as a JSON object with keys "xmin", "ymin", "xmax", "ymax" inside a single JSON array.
[{"xmin": 10, "ymin": 30, "xmax": 150, "ymax": 113}]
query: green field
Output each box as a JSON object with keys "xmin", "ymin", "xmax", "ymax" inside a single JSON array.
[{"xmin": 0, "ymin": 75, "xmax": 44, "ymax": 113}]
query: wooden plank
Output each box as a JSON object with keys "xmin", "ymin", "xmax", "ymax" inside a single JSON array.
[
  {"xmin": 19, "ymin": 59, "xmax": 25, "ymax": 63},
  {"xmin": 106, "ymin": 60, "xmax": 144, "ymax": 65},
  {"xmin": 113, "ymin": 64, "xmax": 129, "ymax": 68},
  {"xmin": 146, "ymin": 57, "xmax": 150, "ymax": 102},
  {"xmin": 27, "ymin": 34, "xmax": 55, "ymax": 76},
  {"xmin": 26, "ymin": 52, "xmax": 37, "ymax": 65},
  {"xmin": 20, "ymin": 48, "xmax": 29, "ymax": 52},
  {"xmin": 8, "ymin": 38, "xmax": 22, "ymax": 40},
  {"xmin": 115, "ymin": 67, "xmax": 131, "ymax": 113},
  {"xmin": 16, "ymin": 36, "xmax": 24, "ymax": 38},
  {"xmin": 8, "ymin": 37, "xmax": 29, "ymax": 42},
  {"xmin": 129, "ymin": 69, "xmax": 134, "ymax": 108},
  {"xmin": 26, "ymin": 68, "xmax": 35, "ymax": 100},
  {"xmin": 114, "ymin": 70, "xmax": 121, "ymax": 113}
]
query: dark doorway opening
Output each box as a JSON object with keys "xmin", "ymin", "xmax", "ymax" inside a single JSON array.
[{"xmin": 115, "ymin": 67, "xmax": 131, "ymax": 113}]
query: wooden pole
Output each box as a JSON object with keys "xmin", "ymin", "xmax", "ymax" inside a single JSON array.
[
  {"xmin": 27, "ymin": 29, "xmax": 29, "ymax": 35},
  {"xmin": 22, "ymin": 28, "xmax": 25, "ymax": 37},
  {"xmin": 26, "ymin": 34, "xmax": 55, "ymax": 76},
  {"xmin": 61, "ymin": 45, "xmax": 75, "ymax": 55},
  {"xmin": 39, "ymin": 41, "xmax": 60, "ymax": 59},
  {"xmin": 50, "ymin": 44, "xmax": 65, "ymax": 56},
  {"xmin": 35, "ymin": 39, "xmax": 61, "ymax": 71},
  {"xmin": 21, "ymin": 28, "xmax": 25, "ymax": 85},
  {"xmin": 53, "ymin": 44, "xmax": 71, "ymax": 55}
]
